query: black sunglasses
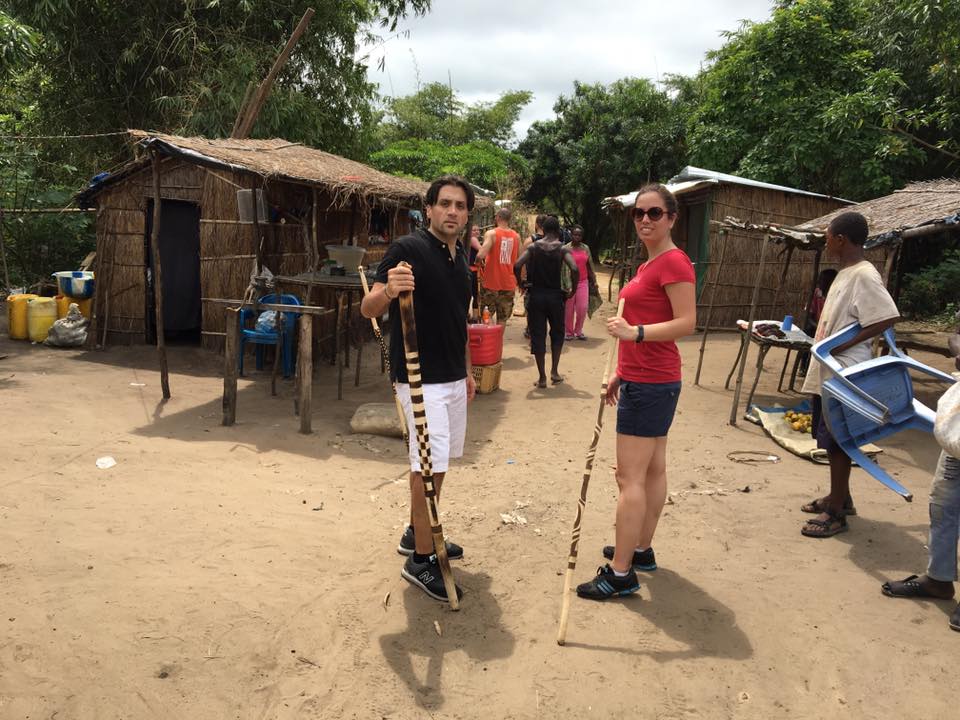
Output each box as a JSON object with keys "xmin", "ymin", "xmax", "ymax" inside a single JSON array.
[{"xmin": 631, "ymin": 206, "xmax": 669, "ymax": 221}]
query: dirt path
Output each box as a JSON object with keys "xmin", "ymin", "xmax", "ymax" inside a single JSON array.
[{"xmin": 1, "ymin": 291, "xmax": 957, "ymax": 718}]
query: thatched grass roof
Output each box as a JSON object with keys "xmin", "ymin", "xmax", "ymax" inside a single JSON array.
[
  {"xmin": 81, "ymin": 130, "xmax": 492, "ymax": 210},
  {"xmin": 133, "ymin": 130, "xmax": 429, "ymax": 207},
  {"xmin": 800, "ymin": 179, "xmax": 960, "ymax": 239}
]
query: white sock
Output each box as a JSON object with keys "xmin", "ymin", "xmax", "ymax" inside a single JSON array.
[
  {"xmin": 635, "ymin": 547, "xmax": 648, "ymax": 553},
  {"xmin": 612, "ymin": 567, "xmax": 630, "ymax": 577}
]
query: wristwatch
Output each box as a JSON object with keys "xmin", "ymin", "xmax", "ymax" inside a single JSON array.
[{"xmin": 635, "ymin": 325, "xmax": 645, "ymax": 343}]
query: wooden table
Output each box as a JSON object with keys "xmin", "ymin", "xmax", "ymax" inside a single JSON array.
[
  {"xmin": 726, "ymin": 326, "xmax": 813, "ymax": 414},
  {"xmin": 276, "ymin": 271, "xmax": 378, "ymax": 400}
]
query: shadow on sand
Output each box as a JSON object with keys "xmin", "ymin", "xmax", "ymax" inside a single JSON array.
[
  {"xmin": 379, "ymin": 569, "xmax": 515, "ymax": 712},
  {"xmin": 562, "ymin": 569, "xmax": 753, "ymax": 661}
]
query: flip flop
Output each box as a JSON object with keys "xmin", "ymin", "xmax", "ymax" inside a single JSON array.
[
  {"xmin": 534, "ymin": 379, "xmax": 547, "ymax": 389},
  {"xmin": 881, "ymin": 575, "xmax": 956, "ymax": 599},
  {"xmin": 551, "ymin": 375, "xmax": 564, "ymax": 385}
]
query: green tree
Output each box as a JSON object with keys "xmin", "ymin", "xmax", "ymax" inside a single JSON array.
[
  {"xmin": 686, "ymin": 0, "xmax": 949, "ymax": 200},
  {"xmin": 0, "ymin": 8, "xmax": 37, "ymax": 73},
  {"xmin": 5, "ymin": 0, "xmax": 431, "ymax": 161},
  {"xmin": 826, "ymin": 0, "xmax": 960, "ymax": 175},
  {"xmin": 370, "ymin": 83, "xmax": 532, "ymax": 193},
  {"xmin": 518, "ymin": 79, "xmax": 686, "ymax": 251},
  {"xmin": 369, "ymin": 138, "xmax": 528, "ymax": 193},
  {"xmin": 376, "ymin": 82, "xmax": 532, "ymax": 148}
]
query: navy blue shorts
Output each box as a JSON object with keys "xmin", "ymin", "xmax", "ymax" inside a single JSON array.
[
  {"xmin": 811, "ymin": 395, "xmax": 841, "ymax": 453},
  {"xmin": 616, "ymin": 380, "xmax": 682, "ymax": 437}
]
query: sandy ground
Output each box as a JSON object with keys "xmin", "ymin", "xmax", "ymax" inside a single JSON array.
[{"xmin": 1, "ymin": 284, "xmax": 958, "ymax": 719}]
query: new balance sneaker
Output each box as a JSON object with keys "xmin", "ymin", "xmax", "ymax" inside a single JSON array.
[
  {"xmin": 401, "ymin": 554, "xmax": 463, "ymax": 602},
  {"xmin": 602, "ymin": 545, "xmax": 657, "ymax": 571},
  {"xmin": 397, "ymin": 525, "xmax": 464, "ymax": 559},
  {"xmin": 576, "ymin": 564, "xmax": 640, "ymax": 600}
]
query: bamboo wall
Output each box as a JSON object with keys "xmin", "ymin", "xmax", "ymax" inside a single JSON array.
[
  {"xmin": 92, "ymin": 157, "xmax": 416, "ymax": 352},
  {"xmin": 697, "ymin": 185, "xmax": 879, "ymax": 328},
  {"xmin": 92, "ymin": 158, "xmax": 202, "ymax": 345}
]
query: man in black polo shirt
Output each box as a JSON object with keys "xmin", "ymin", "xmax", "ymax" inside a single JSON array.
[{"xmin": 361, "ymin": 175, "xmax": 476, "ymax": 603}]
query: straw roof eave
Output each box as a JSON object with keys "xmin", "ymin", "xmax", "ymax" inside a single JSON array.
[{"xmin": 797, "ymin": 179, "xmax": 960, "ymax": 247}]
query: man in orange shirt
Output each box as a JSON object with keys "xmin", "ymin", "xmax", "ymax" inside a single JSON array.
[{"xmin": 476, "ymin": 207, "xmax": 521, "ymax": 324}]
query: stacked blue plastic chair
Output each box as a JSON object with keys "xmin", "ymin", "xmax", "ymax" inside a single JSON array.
[
  {"xmin": 238, "ymin": 293, "xmax": 302, "ymax": 378},
  {"xmin": 812, "ymin": 323, "xmax": 957, "ymax": 501}
]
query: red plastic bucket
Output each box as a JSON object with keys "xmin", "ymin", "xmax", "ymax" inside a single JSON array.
[{"xmin": 468, "ymin": 323, "xmax": 505, "ymax": 366}]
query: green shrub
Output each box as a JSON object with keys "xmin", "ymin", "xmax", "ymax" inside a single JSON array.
[{"xmin": 899, "ymin": 249, "xmax": 960, "ymax": 318}]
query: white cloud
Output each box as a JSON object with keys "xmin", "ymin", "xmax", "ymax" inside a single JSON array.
[{"xmin": 364, "ymin": 0, "xmax": 775, "ymax": 140}]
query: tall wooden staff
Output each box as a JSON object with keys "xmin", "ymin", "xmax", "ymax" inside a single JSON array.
[
  {"xmin": 557, "ymin": 298, "xmax": 625, "ymax": 645},
  {"xmin": 358, "ymin": 266, "xmax": 409, "ymax": 445},
  {"xmin": 396, "ymin": 262, "xmax": 460, "ymax": 609}
]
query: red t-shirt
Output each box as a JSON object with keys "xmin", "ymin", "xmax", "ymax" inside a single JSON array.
[
  {"xmin": 617, "ymin": 248, "xmax": 695, "ymax": 384},
  {"xmin": 481, "ymin": 227, "xmax": 520, "ymax": 291}
]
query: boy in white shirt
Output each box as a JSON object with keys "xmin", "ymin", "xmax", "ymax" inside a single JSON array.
[{"xmin": 799, "ymin": 212, "xmax": 900, "ymax": 538}]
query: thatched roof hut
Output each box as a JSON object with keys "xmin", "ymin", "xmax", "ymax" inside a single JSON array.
[
  {"xmin": 798, "ymin": 179, "xmax": 960, "ymax": 243},
  {"xmin": 603, "ymin": 166, "xmax": 851, "ymax": 328},
  {"xmin": 80, "ymin": 131, "xmax": 491, "ymax": 351}
]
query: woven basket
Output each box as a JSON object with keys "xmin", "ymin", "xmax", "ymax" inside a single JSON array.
[{"xmin": 472, "ymin": 362, "xmax": 502, "ymax": 394}]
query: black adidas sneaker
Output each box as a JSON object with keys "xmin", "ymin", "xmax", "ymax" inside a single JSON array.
[
  {"xmin": 576, "ymin": 564, "xmax": 640, "ymax": 600},
  {"xmin": 602, "ymin": 545, "xmax": 657, "ymax": 571}
]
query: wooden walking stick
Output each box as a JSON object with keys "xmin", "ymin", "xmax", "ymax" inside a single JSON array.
[
  {"xmin": 358, "ymin": 266, "xmax": 409, "ymax": 445},
  {"xmin": 557, "ymin": 298, "xmax": 625, "ymax": 645},
  {"xmin": 396, "ymin": 262, "xmax": 460, "ymax": 609}
]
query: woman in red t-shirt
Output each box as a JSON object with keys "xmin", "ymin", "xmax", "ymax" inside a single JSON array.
[{"xmin": 577, "ymin": 183, "xmax": 697, "ymax": 601}]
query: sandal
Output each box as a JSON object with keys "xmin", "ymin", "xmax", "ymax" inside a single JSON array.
[
  {"xmin": 881, "ymin": 574, "xmax": 956, "ymax": 600},
  {"xmin": 801, "ymin": 510, "xmax": 848, "ymax": 538},
  {"xmin": 801, "ymin": 496, "xmax": 857, "ymax": 516}
]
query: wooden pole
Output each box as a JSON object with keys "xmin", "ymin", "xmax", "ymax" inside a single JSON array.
[
  {"xmin": 771, "ymin": 244, "xmax": 795, "ymax": 319},
  {"xmin": 347, "ymin": 196, "xmax": 358, "ymax": 245},
  {"xmin": 397, "ymin": 266, "xmax": 460, "ymax": 609},
  {"xmin": 359, "ymin": 267, "xmax": 409, "ymax": 445},
  {"xmin": 558, "ymin": 299, "xmax": 625, "ymax": 645},
  {"xmin": 298, "ymin": 314, "xmax": 313, "ymax": 434},
  {"xmin": 0, "ymin": 209, "xmax": 10, "ymax": 290},
  {"xmin": 799, "ymin": 248, "xmax": 823, "ymax": 332},
  {"xmin": 250, "ymin": 181, "xmax": 264, "ymax": 276},
  {"xmin": 694, "ymin": 229, "xmax": 729, "ymax": 385},
  {"xmin": 223, "ymin": 308, "xmax": 239, "ymax": 426},
  {"xmin": 150, "ymin": 152, "xmax": 171, "ymax": 399},
  {"xmin": 270, "ymin": 301, "xmax": 283, "ymax": 396},
  {"xmin": 233, "ymin": 8, "xmax": 315, "ymax": 138},
  {"xmin": 230, "ymin": 80, "xmax": 257, "ymax": 137},
  {"xmin": 729, "ymin": 235, "xmax": 769, "ymax": 425}
]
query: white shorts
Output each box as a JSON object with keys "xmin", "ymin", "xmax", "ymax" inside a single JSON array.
[{"xmin": 395, "ymin": 379, "xmax": 467, "ymax": 474}]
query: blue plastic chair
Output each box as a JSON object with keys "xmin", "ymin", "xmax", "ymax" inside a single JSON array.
[
  {"xmin": 238, "ymin": 293, "xmax": 301, "ymax": 378},
  {"xmin": 812, "ymin": 323, "xmax": 957, "ymax": 501}
]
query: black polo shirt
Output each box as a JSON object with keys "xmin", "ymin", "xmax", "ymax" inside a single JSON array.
[{"xmin": 375, "ymin": 228, "xmax": 471, "ymax": 384}]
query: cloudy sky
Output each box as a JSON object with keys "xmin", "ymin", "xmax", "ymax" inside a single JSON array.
[{"xmin": 364, "ymin": 0, "xmax": 775, "ymax": 142}]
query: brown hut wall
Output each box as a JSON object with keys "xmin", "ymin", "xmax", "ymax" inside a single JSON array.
[
  {"xmin": 198, "ymin": 175, "xmax": 384, "ymax": 353},
  {"xmin": 695, "ymin": 185, "xmax": 854, "ymax": 328},
  {"xmin": 93, "ymin": 159, "xmax": 203, "ymax": 345}
]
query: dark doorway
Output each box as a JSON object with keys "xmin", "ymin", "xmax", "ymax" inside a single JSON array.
[{"xmin": 145, "ymin": 199, "xmax": 202, "ymax": 345}]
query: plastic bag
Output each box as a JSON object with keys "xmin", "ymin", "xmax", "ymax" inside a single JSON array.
[
  {"xmin": 255, "ymin": 311, "xmax": 277, "ymax": 333},
  {"xmin": 935, "ymin": 381, "xmax": 960, "ymax": 457},
  {"xmin": 45, "ymin": 303, "xmax": 88, "ymax": 347}
]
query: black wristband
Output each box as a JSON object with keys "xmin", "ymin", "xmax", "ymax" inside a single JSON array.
[{"xmin": 635, "ymin": 325, "xmax": 645, "ymax": 343}]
